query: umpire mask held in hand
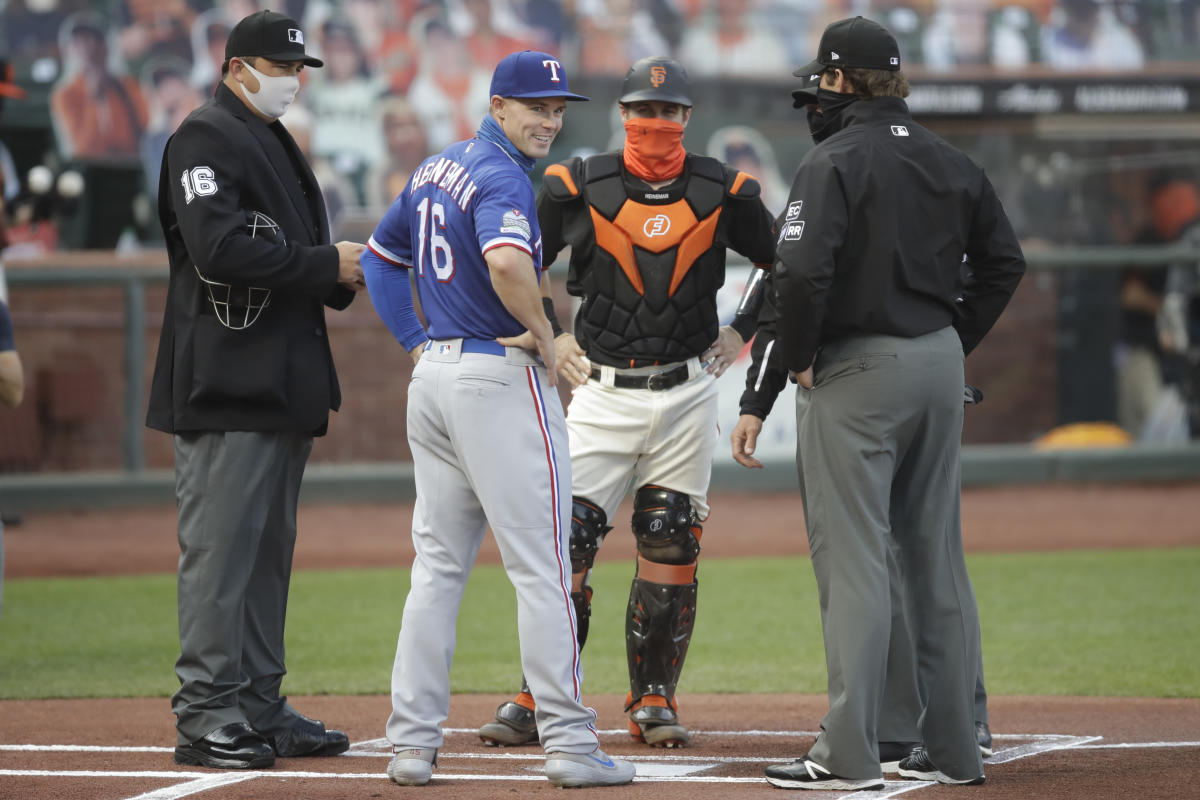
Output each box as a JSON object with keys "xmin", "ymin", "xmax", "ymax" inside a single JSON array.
[
  {"xmin": 237, "ymin": 60, "xmax": 300, "ymax": 120},
  {"xmin": 807, "ymin": 88, "xmax": 859, "ymax": 144}
]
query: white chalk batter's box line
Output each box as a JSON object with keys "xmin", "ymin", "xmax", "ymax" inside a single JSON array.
[{"xmin": 3, "ymin": 731, "xmax": 1199, "ymax": 800}]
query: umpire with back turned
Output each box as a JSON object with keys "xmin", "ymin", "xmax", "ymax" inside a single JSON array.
[
  {"xmin": 147, "ymin": 10, "xmax": 366, "ymax": 770},
  {"xmin": 732, "ymin": 16, "xmax": 1025, "ymax": 790}
]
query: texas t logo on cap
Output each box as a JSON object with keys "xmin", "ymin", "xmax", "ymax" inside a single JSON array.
[{"xmin": 489, "ymin": 50, "xmax": 588, "ymax": 101}]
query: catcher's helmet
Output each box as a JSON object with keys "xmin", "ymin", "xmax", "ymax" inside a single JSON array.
[{"xmin": 619, "ymin": 57, "xmax": 692, "ymax": 107}]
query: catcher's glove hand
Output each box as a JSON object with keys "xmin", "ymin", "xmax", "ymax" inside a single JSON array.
[{"xmin": 964, "ymin": 384, "xmax": 983, "ymax": 405}]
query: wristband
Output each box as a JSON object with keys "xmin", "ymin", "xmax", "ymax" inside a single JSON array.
[{"xmin": 542, "ymin": 296, "xmax": 565, "ymax": 337}]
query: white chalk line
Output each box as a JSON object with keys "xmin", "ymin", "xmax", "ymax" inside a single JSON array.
[{"xmin": 4, "ymin": 731, "xmax": 1199, "ymax": 800}]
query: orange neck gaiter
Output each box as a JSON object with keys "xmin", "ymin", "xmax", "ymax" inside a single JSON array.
[{"xmin": 622, "ymin": 118, "xmax": 686, "ymax": 183}]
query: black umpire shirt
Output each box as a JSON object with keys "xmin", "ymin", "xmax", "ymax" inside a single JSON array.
[{"xmin": 772, "ymin": 96, "xmax": 1026, "ymax": 374}]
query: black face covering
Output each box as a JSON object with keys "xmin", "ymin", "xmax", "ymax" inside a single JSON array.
[{"xmin": 806, "ymin": 87, "xmax": 860, "ymax": 143}]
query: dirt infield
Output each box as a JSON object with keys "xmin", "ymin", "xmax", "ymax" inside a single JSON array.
[
  {"xmin": 2, "ymin": 693, "xmax": 1197, "ymax": 799},
  {"xmin": 3, "ymin": 484, "xmax": 1199, "ymax": 799},
  {"xmin": 7, "ymin": 484, "xmax": 1200, "ymax": 578}
]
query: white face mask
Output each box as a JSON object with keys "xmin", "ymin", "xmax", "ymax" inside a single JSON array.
[{"xmin": 237, "ymin": 60, "xmax": 300, "ymax": 120}]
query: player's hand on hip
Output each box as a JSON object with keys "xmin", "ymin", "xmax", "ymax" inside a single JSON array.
[
  {"xmin": 553, "ymin": 333, "xmax": 590, "ymax": 388},
  {"xmin": 731, "ymin": 414, "xmax": 764, "ymax": 469},
  {"xmin": 335, "ymin": 241, "xmax": 367, "ymax": 291},
  {"xmin": 533, "ymin": 329, "xmax": 558, "ymax": 387},
  {"xmin": 703, "ymin": 325, "xmax": 744, "ymax": 378},
  {"xmin": 791, "ymin": 364, "xmax": 814, "ymax": 389},
  {"xmin": 408, "ymin": 340, "xmax": 427, "ymax": 365},
  {"xmin": 497, "ymin": 326, "xmax": 558, "ymax": 387}
]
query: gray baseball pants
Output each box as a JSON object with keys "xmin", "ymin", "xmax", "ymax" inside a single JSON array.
[
  {"xmin": 172, "ymin": 430, "xmax": 312, "ymax": 745},
  {"xmin": 797, "ymin": 327, "xmax": 983, "ymax": 781}
]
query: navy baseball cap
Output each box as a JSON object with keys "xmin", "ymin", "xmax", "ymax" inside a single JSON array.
[
  {"xmin": 225, "ymin": 10, "xmax": 323, "ymax": 68},
  {"xmin": 793, "ymin": 16, "xmax": 900, "ymax": 81},
  {"xmin": 490, "ymin": 50, "xmax": 588, "ymax": 101}
]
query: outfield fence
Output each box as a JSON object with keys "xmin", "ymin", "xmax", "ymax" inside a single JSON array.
[{"xmin": 1, "ymin": 244, "xmax": 1198, "ymax": 512}]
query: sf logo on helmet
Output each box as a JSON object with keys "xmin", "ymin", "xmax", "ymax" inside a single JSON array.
[
  {"xmin": 650, "ymin": 65, "xmax": 667, "ymax": 87},
  {"xmin": 643, "ymin": 214, "xmax": 670, "ymax": 237}
]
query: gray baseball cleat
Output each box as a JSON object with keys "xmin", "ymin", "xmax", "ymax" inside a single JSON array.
[
  {"xmin": 478, "ymin": 700, "xmax": 538, "ymax": 746},
  {"xmin": 387, "ymin": 746, "xmax": 437, "ymax": 786},
  {"xmin": 545, "ymin": 748, "xmax": 636, "ymax": 787}
]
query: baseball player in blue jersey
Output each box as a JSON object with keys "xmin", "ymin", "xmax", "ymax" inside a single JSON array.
[{"xmin": 360, "ymin": 51, "xmax": 635, "ymax": 789}]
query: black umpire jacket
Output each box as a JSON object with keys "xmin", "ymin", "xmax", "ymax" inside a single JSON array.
[
  {"xmin": 740, "ymin": 96, "xmax": 1026, "ymax": 417},
  {"xmin": 147, "ymin": 83, "xmax": 354, "ymax": 436}
]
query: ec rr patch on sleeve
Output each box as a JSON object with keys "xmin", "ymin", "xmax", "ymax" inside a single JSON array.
[
  {"xmin": 500, "ymin": 208, "xmax": 532, "ymax": 239},
  {"xmin": 785, "ymin": 200, "xmax": 803, "ymax": 221},
  {"xmin": 780, "ymin": 219, "xmax": 805, "ymax": 242}
]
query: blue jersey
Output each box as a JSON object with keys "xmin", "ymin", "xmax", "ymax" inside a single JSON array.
[{"xmin": 367, "ymin": 137, "xmax": 544, "ymax": 341}]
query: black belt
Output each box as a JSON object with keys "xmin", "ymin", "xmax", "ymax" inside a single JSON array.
[{"xmin": 591, "ymin": 363, "xmax": 691, "ymax": 391}]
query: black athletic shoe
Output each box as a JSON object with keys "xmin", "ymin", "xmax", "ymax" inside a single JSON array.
[
  {"xmin": 879, "ymin": 741, "xmax": 920, "ymax": 772},
  {"xmin": 897, "ymin": 747, "xmax": 985, "ymax": 785},
  {"xmin": 976, "ymin": 722, "xmax": 993, "ymax": 757},
  {"xmin": 764, "ymin": 758, "xmax": 884, "ymax": 791}
]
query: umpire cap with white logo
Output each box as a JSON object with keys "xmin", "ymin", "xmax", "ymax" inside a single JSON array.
[
  {"xmin": 619, "ymin": 56, "xmax": 692, "ymax": 108},
  {"xmin": 225, "ymin": 9, "xmax": 323, "ymax": 68},
  {"xmin": 793, "ymin": 16, "xmax": 900, "ymax": 82}
]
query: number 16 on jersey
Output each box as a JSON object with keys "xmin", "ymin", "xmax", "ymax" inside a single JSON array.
[{"xmin": 415, "ymin": 198, "xmax": 455, "ymax": 281}]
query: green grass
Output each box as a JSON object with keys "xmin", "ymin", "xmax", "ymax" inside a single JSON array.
[{"xmin": 1, "ymin": 549, "xmax": 1197, "ymax": 700}]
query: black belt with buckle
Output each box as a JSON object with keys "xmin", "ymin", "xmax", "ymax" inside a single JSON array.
[{"xmin": 591, "ymin": 363, "xmax": 691, "ymax": 391}]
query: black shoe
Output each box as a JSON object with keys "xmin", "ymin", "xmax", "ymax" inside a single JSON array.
[
  {"xmin": 897, "ymin": 746, "xmax": 985, "ymax": 785},
  {"xmin": 976, "ymin": 721, "xmax": 993, "ymax": 757},
  {"xmin": 879, "ymin": 741, "xmax": 920, "ymax": 772},
  {"xmin": 174, "ymin": 722, "xmax": 275, "ymax": 769},
  {"xmin": 268, "ymin": 714, "xmax": 350, "ymax": 758},
  {"xmin": 764, "ymin": 757, "xmax": 884, "ymax": 791}
]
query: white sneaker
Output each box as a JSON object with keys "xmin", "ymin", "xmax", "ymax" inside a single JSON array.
[
  {"xmin": 387, "ymin": 746, "xmax": 437, "ymax": 786},
  {"xmin": 545, "ymin": 747, "xmax": 636, "ymax": 787}
]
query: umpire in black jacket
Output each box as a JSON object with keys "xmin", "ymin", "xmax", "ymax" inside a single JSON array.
[
  {"xmin": 147, "ymin": 10, "xmax": 366, "ymax": 770},
  {"xmin": 732, "ymin": 16, "xmax": 1025, "ymax": 791}
]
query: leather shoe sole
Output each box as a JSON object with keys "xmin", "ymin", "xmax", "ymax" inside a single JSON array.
[{"xmin": 174, "ymin": 722, "xmax": 275, "ymax": 770}]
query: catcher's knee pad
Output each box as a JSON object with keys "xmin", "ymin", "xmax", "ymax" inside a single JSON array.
[
  {"xmin": 625, "ymin": 577, "xmax": 698, "ymax": 705},
  {"xmin": 570, "ymin": 497, "xmax": 610, "ymax": 574},
  {"xmin": 631, "ymin": 485, "xmax": 701, "ymax": 565}
]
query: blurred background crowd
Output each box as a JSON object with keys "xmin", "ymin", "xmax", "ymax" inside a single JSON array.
[
  {"xmin": 1, "ymin": 0, "xmax": 1199, "ymax": 459},
  {"xmin": 1, "ymin": 0, "xmax": 1199, "ymax": 248}
]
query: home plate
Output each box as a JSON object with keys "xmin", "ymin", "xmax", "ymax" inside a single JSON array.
[{"xmin": 634, "ymin": 762, "xmax": 720, "ymax": 777}]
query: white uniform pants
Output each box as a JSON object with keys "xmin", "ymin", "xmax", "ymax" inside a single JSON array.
[{"xmin": 568, "ymin": 358, "xmax": 719, "ymax": 522}]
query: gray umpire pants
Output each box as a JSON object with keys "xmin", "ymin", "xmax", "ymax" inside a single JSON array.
[
  {"xmin": 798, "ymin": 327, "xmax": 983, "ymax": 781},
  {"xmin": 172, "ymin": 430, "xmax": 312, "ymax": 746}
]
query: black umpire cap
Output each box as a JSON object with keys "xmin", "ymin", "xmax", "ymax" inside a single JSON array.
[
  {"xmin": 619, "ymin": 56, "xmax": 692, "ymax": 107},
  {"xmin": 225, "ymin": 10, "xmax": 323, "ymax": 68},
  {"xmin": 793, "ymin": 16, "xmax": 900, "ymax": 82}
]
